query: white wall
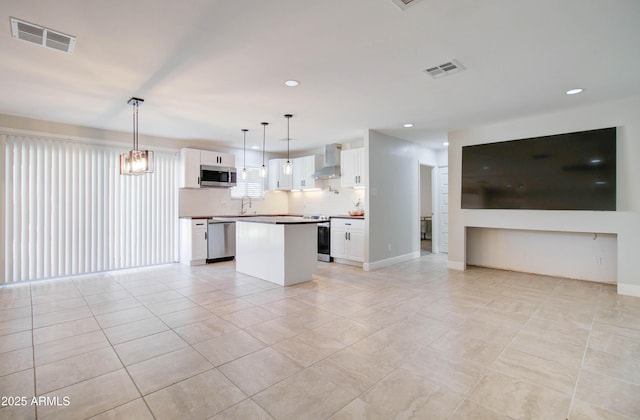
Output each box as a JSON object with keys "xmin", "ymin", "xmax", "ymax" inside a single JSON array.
[
  {"xmin": 365, "ymin": 130, "xmax": 438, "ymax": 270},
  {"xmin": 467, "ymin": 228, "xmax": 617, "ymax": 283},
  {"xmin": 448, "ymin": 95, "xmax": 640, "ymax": 296},
  {"xmin": 287, "ymin": 178, "xmax": 365, "ymax": 216},
  {"xmin": 179, "ymin": 189, "xmax": 288, "ymax": 217}
]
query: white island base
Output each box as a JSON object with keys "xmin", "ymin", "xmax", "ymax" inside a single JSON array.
[{"xmin": 235, "ymin": 220, "xmax": 318, "ymax": 286}]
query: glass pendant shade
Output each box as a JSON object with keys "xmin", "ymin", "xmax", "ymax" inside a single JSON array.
[
  {"xmin": 120, "ymin": 149, "xmax": 154, "ymax": 175},
  {"xmin": 283, "ymin": 160, "xmax": 292, "ymax": 175},
  {"xmin": 241, "ymin": 167, "xmax": 247, "ymax": 180},
  {"xmin": 259, "ymin": 165, "xmax": 267, "ymax": 178},
  {"xmin": 120, "ymin": 97, "xmax": 154, "ymax": 176}
]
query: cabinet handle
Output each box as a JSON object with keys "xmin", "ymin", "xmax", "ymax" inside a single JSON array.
[
  {"xmin": 197, "ymin": 176, "xmax": 200, "ymax": 185},
  {"xmin": 348, "ymin": 232, "xmax": 351, "ymax": 240},
  {"xmin": 204, "ymin": 232, "xmax": 207, "ymax": 240},
  {"xmin": 345, "ymin": 232, "xmax": 348, "ymax": 240}
]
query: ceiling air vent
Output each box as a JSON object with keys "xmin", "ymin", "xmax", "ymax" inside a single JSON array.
[
  {"xmin": 424, "ymin": 59, "xmax": 465, "ymax": 79},
  {"xmin": 10, "ymin": 17, "xmax": 76, "ymax": 54},
  {"xmin": 392, "ymin": 0, "xmax": 424, "ymax": 10}
]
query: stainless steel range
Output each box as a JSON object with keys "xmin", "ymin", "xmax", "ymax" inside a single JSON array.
[{"xmin": 304, "ymin": 215, "xmax": 332, "ymax": 262}]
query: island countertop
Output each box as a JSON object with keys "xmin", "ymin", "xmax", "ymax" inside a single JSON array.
[{"xmin": 232, "ymin": 216, "xmax": 320, "ymax": 224}]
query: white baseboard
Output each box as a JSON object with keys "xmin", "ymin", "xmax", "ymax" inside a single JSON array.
[
  {"xmin": 332, "ymin": 258, "xmax": 363, "ymax": 268},
  {"xmin": 364, "ymin": 251, "xmax": 420, "ymax": 271},
  {"xmin": 617, "ymin": 283, "xmax": 640, "ymax": 297},
  {"xmin": 447, "ymin": 260, "xmax": 465, "ymax": 271}
]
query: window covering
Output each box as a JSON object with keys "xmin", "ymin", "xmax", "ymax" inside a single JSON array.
[{"xmin": 0, "ymin": 133, "xmax": 178, "ymax": 283}]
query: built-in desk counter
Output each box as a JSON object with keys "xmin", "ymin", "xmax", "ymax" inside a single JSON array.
[{"xmin": 235, "ymin": 217, "xmax": 320, "ymax": 286}]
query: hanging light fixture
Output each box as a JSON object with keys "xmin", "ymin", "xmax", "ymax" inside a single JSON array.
[
  {"xmin": 283, "ymin": 114, "xmax": 293, "ymax": 175},
  {"xmin": 120, "ymin": 97, "xmax": 154, "ymax": 175},
  {"xmin": 260, "ymin": 122, "xmax": 268, "ymax": 178},
  {"xmin": 241, "ymin": 129, "xmax": 248, "ymax": 180}
]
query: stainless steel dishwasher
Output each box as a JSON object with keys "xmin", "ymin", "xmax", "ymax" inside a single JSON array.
[{"xmin": 206, "ymin": 219, "xmax": 236, "ymax": 263}]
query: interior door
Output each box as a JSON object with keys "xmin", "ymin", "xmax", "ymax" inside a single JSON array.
[{"xmin": 438, "ymin": 166, "xmax": 449, "ymax": 253}]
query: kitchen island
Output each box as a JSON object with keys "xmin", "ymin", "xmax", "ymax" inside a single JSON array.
[{"xmin": 235, "ymin": 217, "xmax": 320, "ymax": 286}]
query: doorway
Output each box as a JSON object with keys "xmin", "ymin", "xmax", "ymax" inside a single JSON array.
[{"xmin": 419, "ymin": 164, "xmax": 434, "ymax": 255}]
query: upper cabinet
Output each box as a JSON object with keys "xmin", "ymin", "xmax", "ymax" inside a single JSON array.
[
  {"xmin": 180, "ymin": 148, "xmax": 202, "ymax": 188},
  {"xmin": 201, "ymin": 150, "xmax": 235, "ymax": 168},
  {"xmin": 292, "ymin": 155, "xmax": 317, "ymax": 190},
  {"xmin": 180, "ymin": 148, "xmax": 236, "ymax": 188},
  {"xmin": 268, "ymin": 158, "xmax": 293, "ymax": 191},
  {"xmin": 341, "ymin": 148, "xmax": 365, "ymax": 188}
]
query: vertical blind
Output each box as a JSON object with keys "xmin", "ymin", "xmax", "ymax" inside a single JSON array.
[{"xmin": 0, "ymin": 133, "xmax": 179, "ymax": 284}]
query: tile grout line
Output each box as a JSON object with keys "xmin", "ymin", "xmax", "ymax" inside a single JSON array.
[
  {"xmin": 447, "ymin": 279, "xmax": 558, "ymax": 418},
  {"xmin": 564, "ymin": 285, "xmax": 599, "ymax": 420},
  {"xmin": 78, "ymin": 272, "xmax": 159, "ymax": 420},
  {"xmin": 29, "ymin": 282, "xmax": 37, "ymax": 420}
]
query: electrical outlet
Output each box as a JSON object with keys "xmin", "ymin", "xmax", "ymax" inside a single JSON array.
[{"xmin": 593, "ymin": 256, "xmax": 602, "ymax": 265}]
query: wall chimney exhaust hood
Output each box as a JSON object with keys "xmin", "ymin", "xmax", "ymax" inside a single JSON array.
[{"xmin": 312, "ymin": 143, "xmax": 342, "ymax": 179}]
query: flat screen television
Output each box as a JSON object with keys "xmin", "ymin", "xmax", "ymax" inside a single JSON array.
[{"xmin": 461, "ymin": 127, "xmax": 616, "ymax": 210}]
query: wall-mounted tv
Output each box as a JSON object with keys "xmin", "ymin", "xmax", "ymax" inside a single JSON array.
[{"xmin": 461, "ymin": 127, "xmax": 616, "ymax": 210}]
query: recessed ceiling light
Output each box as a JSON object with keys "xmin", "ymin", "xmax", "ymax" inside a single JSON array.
[
  {"xmin": 403, "ymin": 123, "xmax": 414, "ymax": 128},
  {"xmin": 443, "ymin": 142, "xmax": 449, "ymax": 146},
  {"xmin": 284, "ymin": 80, "xmax": 299, "ymax": 87},
  {"xmin": 566, "ymin": 88, "xmax": 584, "ymax": 95},
  {"xmin": 251, "ymin": 146, "xmax": 260, "ymax": 150}
]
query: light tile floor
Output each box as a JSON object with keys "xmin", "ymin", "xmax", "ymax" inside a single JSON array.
[{"xmin": 1, "ymin": 254, "xmax": 639, "ymax": 419}]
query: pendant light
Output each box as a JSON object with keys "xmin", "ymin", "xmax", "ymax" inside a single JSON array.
[
  {"xmin": 283, "ymin": 114, "xmax": 293, "ymax": 175},
  {"xmin": 120, "ymin": 97, "xmax": 154, "ymax": 175},
  {"xmin": 241, "ymin": 129, "xmax": 248, "ymax": 180},
  {"xmin": 260, "ymin": 122, "xmax": 268, "ymax": 178}
]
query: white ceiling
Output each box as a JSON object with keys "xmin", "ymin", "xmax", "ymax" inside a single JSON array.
[{"xmin": 1, "ymin": 0, "xmax": 639, "ymax": 153}]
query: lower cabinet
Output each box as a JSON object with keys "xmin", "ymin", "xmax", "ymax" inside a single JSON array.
[
  {"xmin": 330, "ymin": 218, "xmax": 364, "ymax": 263},
  {"xmin": 180, "ymin": 218, "xmax": 208, "ymax": 265}
]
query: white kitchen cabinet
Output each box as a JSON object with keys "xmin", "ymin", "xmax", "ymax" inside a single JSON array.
[
  {"xmin": 330, "ymin": 218, "xmax": 364, "ymax": 263},
  {"xmin": 180, "ymin": 148, "xmax": 236, "ymax": 188},
  {"xmin": 201, "ymin": 150, "xmax": 235, "ymax": 167},
  {"xmin": 268, "ymin": 158, "xmax": 293, "ymax": 191},
  {"xmin": 180, "ymin": 148, "xmax": 202, "ymax": 188},
  {"xmin": 341, "ymin": 148, "xmax": 365, "ymax": 188},
  {"xmin": 179, "ymin": 218, "xmax": 208, "ymax": 265},
  {"xmin": 292, "ymin": 155, "xmax": 317, "ymax": 190}
]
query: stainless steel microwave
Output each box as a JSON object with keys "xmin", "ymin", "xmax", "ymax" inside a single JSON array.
[{"xmin": 200, "ymin": 165, "xmax": 237, "ymax": 188}]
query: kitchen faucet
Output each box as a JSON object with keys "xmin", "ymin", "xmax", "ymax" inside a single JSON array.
[{"xmin": 240, "ymin": 195, "xmax": 252, "ymax": 215}]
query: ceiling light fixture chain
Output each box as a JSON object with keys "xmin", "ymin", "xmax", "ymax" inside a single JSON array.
[
  {"xmin": 241, "ymin": 129, "xmax": 248, "ymax": 180},
  {"xmin": 260, "ymin": 122, "xmax": 268, "ymax": 178},
  {"xmin": 284, "ymin": 114, "xmax": 293, "ymax": 175}
]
